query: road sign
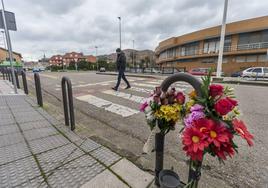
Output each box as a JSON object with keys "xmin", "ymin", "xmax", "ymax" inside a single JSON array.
[{"xmin": 0, "ymin": 10, "xmax": 16, "ymax": 31}]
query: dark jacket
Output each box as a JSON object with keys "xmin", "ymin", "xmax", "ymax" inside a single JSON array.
[{"xmin": 116, "ymin": 52, "xmax": 126, "ymax": 71}]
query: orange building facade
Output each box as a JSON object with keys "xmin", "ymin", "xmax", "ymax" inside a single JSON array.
[
  {"xmin": 155, "ymin": 16, "xmax": 268, "ymax": 75},
  {"xmin": 49, "ymin": 52, "xmax": 96, "ymax": 66}
]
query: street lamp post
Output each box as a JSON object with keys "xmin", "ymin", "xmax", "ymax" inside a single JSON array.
[
  {"xmin": 216, "ymin": 0, "xmax": 229, "ymax": 78},
  {"xmin": 132, "ymin": 40, "xmax": 135, "ymax": 69},
  {"xmin": 1, "ymin": 0, "xmax": 17, "ymax": 93},
  {"xmin": 118, "ymin": 17, "xmax": 121, "ymax": 49},
  {"xmin": 95, "ymin": 46, "xmax": 98, "ymax": 71}
]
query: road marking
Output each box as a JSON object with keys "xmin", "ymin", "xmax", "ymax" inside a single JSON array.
[
  {"xmin": 130, "ymin": 87, "xmax": 152, "ymax": 94},
  {"xmin": 102, "ymin": 90, "xmax": 146, "ymax": 103},
  {"xmin": 133, "ymin": 83, "xmax": 158, "ymax": 88},
  {"xmin": 40, "ymin": 74, "xmax": 58, "ymax": 79},
  {"xmin": 72, "ymin": 80, "xmax": 116, "ymax": 88},
  {"xmin": 76, "ymin": 94, "xmax": 139, "ymax": 117}
]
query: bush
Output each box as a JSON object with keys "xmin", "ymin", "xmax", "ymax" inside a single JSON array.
[{"xmin": 50, "ymin": 65, "xmax": 61, "ymax": 72}]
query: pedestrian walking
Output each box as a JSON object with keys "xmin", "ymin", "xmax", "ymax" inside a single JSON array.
[{"xmin": 112, "ymin": 48, "xmax": 131, "ymax": 91}]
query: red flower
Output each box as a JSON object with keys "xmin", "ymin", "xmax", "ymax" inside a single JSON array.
[
  {"xmin": 206, "ymin": 120, "xmax": 232, "ymax": 147},
  {"xmin": 176, "ymin": 92, "xmax": 185, "ymax": 105},
  {"xmin": 183, "ymin": 145, "xmax": 204, "ymax": 161},
  {"xmin": 232, "ymin": 119, "xmax": 254, "ymax": 146},
  {"xmin": 213, "ymin": 142, "xmax": 235, "ymax": 160},
  {"xmin": 209, "ymin": 84, "xmax": 224, "ymax": 97},
  {"xmin": 182, "ymin": 127, "xmax": 209, "ymax": 161},
  {"xmin": 214, "ymin": 97, "xmax": 237, "ymax": 116}
]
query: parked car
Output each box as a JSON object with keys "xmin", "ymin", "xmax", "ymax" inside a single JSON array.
[
  {"xmin": 152, "ymin": 68, "xmax": 161, "ymax": 74},
  {"xmin": 188, "ymin": 68, "xmax": 210, "ymax": 76},
  {"xmin": 99, "ymin": 67, "xmax": 106, "ymax": 72},
  {"xmin": 32, "ymin": 68, "xmax": 40, "ymax": 73},
  {"xmin": 231, "ymin": 71, "xmax": 242, "ymax": 77},
  {"xmin": 242, "ymin": 67, "xmax": 268, "ymax": 78}
]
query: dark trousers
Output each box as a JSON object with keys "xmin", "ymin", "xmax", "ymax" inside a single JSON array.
[{"xmin": 115, "ymin": 70, "xmax": 130, "ymax": 89}]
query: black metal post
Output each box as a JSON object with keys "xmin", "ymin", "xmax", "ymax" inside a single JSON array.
[
  {"xmin": 34, "ymin": 73, "xmax": 43, "ymax": 107},
  {"xmin": 14, "ymin": 70, "xmax": 20, "ymax": 89},
  {"xmin": 7, "ymin": 69, "xmax": 11, "ymax": 82},
  {"xmin": 2, "ymin": 69, "xmax": 5, "ymax": 80},
  {"xmin": 21, "ymin": 71, "xmax": 28, "ymax": 94},
  {"xmin": 155, "ymin": 132, "xmax": 165, "ymax": 186},
  {"xmin": 159, "ymin": 73, "xmax": 203, "ymax": 187},
  {"xmin": 61, "ymin": 76, "xmax": 75, "ymax": 131}
]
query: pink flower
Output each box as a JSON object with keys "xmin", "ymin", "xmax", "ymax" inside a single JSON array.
[
  {"xmin": 176, "ymin": 92, "xmax": 185, "ymax": 105},
  {"xmin": 140, "ymin": 101, "xmax": 148, "ymax": 112}
]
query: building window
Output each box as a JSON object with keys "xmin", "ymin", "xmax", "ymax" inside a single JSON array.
[
  {"xmin": 182, "ymin": 42, "xmax": 199, "ymax": 56},
  {"xmin": 236, "ymin": 56, "xmax": 246, "ymax": 63},
  {"xmin": 246, "ymin": 55, "xmax": 257, "ymax": 62},
  {"xmin": 204, "ymin": 36, "xmax": 231, "ymax": 53},
  {"xmin": 202, "ymin": 58, "xmax": 216, "ymax": 64},
  {"xmin": 258, "ymin": 54, "xmax": 267, "ymax": 62}
]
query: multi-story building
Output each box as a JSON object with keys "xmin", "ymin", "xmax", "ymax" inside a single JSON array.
[
  {"xmin": 0, "ymin": 47, "xmax": 22, "ymax": 62},
  {"xmin": 63, "ymin": 52, "xmax": 84, "ymax": 66},
  {"xmin": 49, "ymin": 55, "xmax": 63, "ymax": 66},
  {"xmin": 84, "ymin": 55, "xmax": 96, "ymax": 63},
  {"xmin": 155, "ymin": 16, "xmax": 268, "ymax": 75}
]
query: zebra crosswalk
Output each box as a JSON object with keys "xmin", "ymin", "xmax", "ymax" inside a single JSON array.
[{"xmin": 75, "ymin": 78, "xmax": 193, "ymax": 118}]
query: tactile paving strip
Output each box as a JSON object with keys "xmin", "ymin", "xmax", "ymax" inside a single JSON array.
[
  {"xmin": 16, "ymin": 176, "xmax": 48, "ymax": 188},
  {"xmin": 90, "ymin": 147, "xmax": 122, "ymax": 167},
  {"xmin": 79, "ymin": 139, "xmax": 101, "ymax": 153},
  {"xmin": 15, "ymin": 111, "xmax": 46, "ymax": 123},
  {"xmin": 46, "ymin": 155, "xmax": 104, "ymax": 188},
  {"xmin": 0, "ymin": 156, "xmax": 42, "ymax": 187},
  {"xmin": 0, "ymin": 124, "xmax": 20, "ymax": 136},
  {"xmin": 28, "ymin": 134, "xmax": 70, "ymax": 154},
  {"xmin": 36, "ymin": 108, "xmax": 61, "ymax": 125},
  {"xmin": 0, "ymin": 142, "xmax": 31, "ymax": 165},
  {"xmin": 20, "ymin": 120, "xmax": 52, "ymax": 132},
  {"xmin": 37, "ymin": 143, "xmax": 84, "ymax": 173},
  {"xmin": 23, "ymin": 127, "xmax": 59, "ymax": 141},
  {"xmin": 0, "ymin": 117, "xmax": 16, "ymax": 126},
  {"xmin": 0, "ymin": 132, "xmax": 25, "ymax": 148}
]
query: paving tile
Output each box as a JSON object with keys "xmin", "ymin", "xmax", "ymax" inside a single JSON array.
[
  {"xmin": 16, "ymin": 176, "xmax": 49, "ymax": 188},
  {"xmin": 20, "ymin": 120, "xmax": 51, "ymax": 131},
  {"xmin": 15, "ymin": 112, "xmax": 46, "ymax": 124},
  {"xmin": 111, "ymin": 158, "xmax": 154, "ymax": 188},
  {"xmin": 90, "ymin": 146, "xmax": 121, "ymax": 167},
  {"xmin": 79, "ymin": 139, "xmax": 101, "ymax": 153},
  {"xmin": 23, "ymin": 126, "xmax": 59, "ymax": 141},
  {"xmin": 37, "ymin": 143, "xmax": 84, "ymax": 173},
  {"xmin": 28, "ymin": 134, "xmax": 70, "ymax": 154},
  {"xmin": 0, "ymin": 124, "xmax": 19, "ymax": 136},
  {"xmin": 0, "ymin": 142, "xmax": 31, "ymax": 165},
  {"xmin": 81, "ymin": 169, "xmax": 128, "ymax": 188},
  {"xmin": 57, "ymin": 125, "xmax": 83, "ymax": 143},
  {"xmin": 0, "ymin": 117, "xmax": 16, "ymax": 126},
  {"xmin": 0, "ymin": 132, "xmax": 25, "ymax": 148},
  {"xmin": 0, "ymin": 156, "xmax": 42, "ymax": 187},
  {"xmin": 46, "ymin": 155, "xmax": 104, "ymax": 188}
]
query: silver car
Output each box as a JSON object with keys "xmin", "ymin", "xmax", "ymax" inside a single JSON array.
[{"xmin": 242, "ymin": 67, "xmax": 268, "ymax": 78}]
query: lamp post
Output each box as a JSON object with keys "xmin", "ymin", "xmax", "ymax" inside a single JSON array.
[
  {"xmin": 118, "ymin": 17, "xmax": 121, "ymax": 49},
  {"xmin": 95, "ymin": 46, "xmax": 98, "ymax": 71},
  {"xmin": 1, "ymin": 0, "xmax": 17, "ymax": 93},
  {"xmin": 132, "ymin": 40, "xmax": 135, "ymax": 69},
  {"xmin": 216, "ymin": 0, "xmax": 228, "ymax": 78}
]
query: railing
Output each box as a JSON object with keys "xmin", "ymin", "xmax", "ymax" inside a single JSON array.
[{"xmin": 61, "ymin": 76, "xmax": 75, "ymax": 131}]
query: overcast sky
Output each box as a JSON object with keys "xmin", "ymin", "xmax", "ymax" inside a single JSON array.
[{"xmin": 2, "ymin": 0, "xmax": 268, "ymax": 61}]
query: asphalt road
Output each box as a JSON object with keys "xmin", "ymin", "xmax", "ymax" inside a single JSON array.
[{"xmin": 26, "ymin": 71, "xmax": 268, "ymax": 188}]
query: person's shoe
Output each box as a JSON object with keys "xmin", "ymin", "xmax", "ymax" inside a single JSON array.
[
  {"xmin": 125, "ymin": 85, "xmax": 131, "ymax": 90},
  {"xmin": 111, "ymin": 87, "xmax": 118, "ymax": 91}
]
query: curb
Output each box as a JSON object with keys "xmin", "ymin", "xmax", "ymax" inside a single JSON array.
[{"xmin": 213, "ymin": 80, "xmax": 268, "ymax": 87}]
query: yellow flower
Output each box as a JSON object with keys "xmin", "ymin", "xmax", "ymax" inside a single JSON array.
[
  {"xmin": 154, "ymin": 104, "xmax": 182, "ymax": 122},
  {"xmin": 186, "ymin": 100, "xmax": 195, "ymax": 112},
  {"xmin": 189, "ymin": 90, "xmax": 197, "ymax": 100}
]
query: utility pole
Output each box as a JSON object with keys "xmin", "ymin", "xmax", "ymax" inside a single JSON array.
[
  {"xmin": 95, "ymin": 46, "xmax": 98, "ymax": 71},
  {"xmin": 118, "ymin": 17, "xmax": 121, "ymax": 49},
  {"xmin": 132, "ymin": 40, "xmax": 135, "ymax": 68},
  {"xmin": 216, "ymin": 0, "xmax": 228, "ymax": 78},
  {"xmin": 1, "ymin": 0, "xmax": 17, "ymax": 93}
]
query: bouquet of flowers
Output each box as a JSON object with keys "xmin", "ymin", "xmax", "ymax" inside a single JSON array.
[{"xmin": 141, "ymin": 72, "xmax": 254, "ymax": 187}]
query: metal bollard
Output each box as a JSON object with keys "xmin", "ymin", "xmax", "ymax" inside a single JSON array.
[
  {"xmin": 7, "ymin": 69, "xmax": 11, "ymax": 82},
  {"xmin": 21, "ymin": 71, "xmax": 28, "ymax": 94},
  {"xmin": 2, "ymin": 69, "xmax": 5, "ymax": 80},
  {"xmin": 34, "ymin": 73, "xmax": 43, "ymax": 107},
  {"xmin": 14, "ymin": 70, "xmax": 20, "ymax": 89},
  {"xmin": 156, "ymin": 73, "xmax": 203, "ymax": 187},
  {"xmin": 61, "ymin": 76, "xmax": 75, "ymax": 131}
]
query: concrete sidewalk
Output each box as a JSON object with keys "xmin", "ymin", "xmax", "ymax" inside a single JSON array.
[{"xmin": 0, "ymin": 80, "xmax": 154, "ymax": 188}]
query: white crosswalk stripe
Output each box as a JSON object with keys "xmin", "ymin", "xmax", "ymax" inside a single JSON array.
[
  {"xmin": 102, "ymin": 90, "xmax": 146, "ymax": 103},
  {"xmin": 129, "ymin": 87, "xmax": 152, "ymax": 94},
  {"xmin": 76, "ymin": 94, "xmax": 139, "ymax": 117}
]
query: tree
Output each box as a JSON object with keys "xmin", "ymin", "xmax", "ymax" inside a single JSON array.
[
  {"xmin": 68, "ymin": 61, "xmax": 76, "ymax": 70},
  {"xmin": 77, "ymin": 61, "xmax": 90, "ymax": 70}
]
